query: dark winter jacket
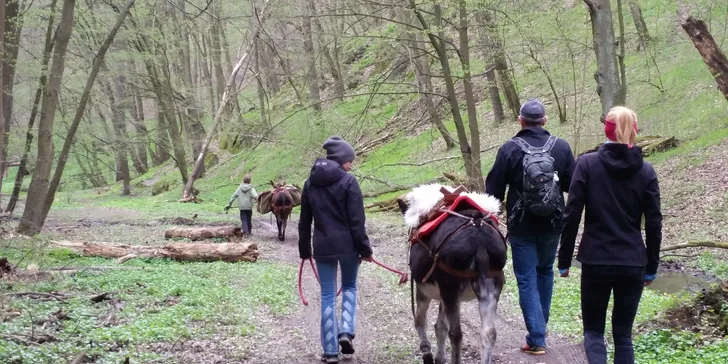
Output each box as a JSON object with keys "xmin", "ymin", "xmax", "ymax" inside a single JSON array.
[
  {"xmin": 485, "ymin": 127, "xmax": 577, "ymax": 236},
  {"xmin": 558, "ymin": 143, "xmax": 663, "ymax": 275},
  {"xmin": 298, "ymin": 158, "xmax": 373, "ymax": 260}
]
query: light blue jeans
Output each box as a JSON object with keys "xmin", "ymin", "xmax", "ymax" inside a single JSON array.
[
  {"xmin": 509, "ymin": 233, "xmax": 560, "ymax": 348},
  {"xmin": 316, "ymin": 254, "xmax": 360, "ymax": 356}
]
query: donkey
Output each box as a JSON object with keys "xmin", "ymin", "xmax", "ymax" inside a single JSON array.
[
  {"xmin": 270, "ymin": 181, "xmax": 294, "ymax": 241},
  {"xmin": 398, "ymin": 187, "xmax": 507, "ymax": 364}
]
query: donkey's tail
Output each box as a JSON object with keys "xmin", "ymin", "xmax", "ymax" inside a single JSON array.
[{"xmin": 475, "ymin": 239, "xmax": 491, "ymax": 279}]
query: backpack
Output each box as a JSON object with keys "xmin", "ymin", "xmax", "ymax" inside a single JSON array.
[{"xmin": 511, "ymin": 136, "xmax": 563, "ymax": 220}]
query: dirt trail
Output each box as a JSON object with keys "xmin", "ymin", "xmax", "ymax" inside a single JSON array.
[{"xmin": 242, "ymin": 216, "xmax": 586, "ymax": 364}]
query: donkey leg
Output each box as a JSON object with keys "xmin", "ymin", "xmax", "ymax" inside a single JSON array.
[
  {"xmin": 475, "ymin": 277, "xmax": 501, "ymax": 364},
  {"xmin": 434, "ymin": 303, "xmax": 449, "ymax": 364},
  {"xmin": 444, "ymin": 300, "xmax": 463, "ymax": 364},
  {"xmin": 414, "ymin": 289, "xmax": 434, "ymax": 364}
]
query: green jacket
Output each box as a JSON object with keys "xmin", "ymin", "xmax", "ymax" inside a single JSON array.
[{"xmin": 227, "ymin": 183, "xmax": 259, "ymax": 210}]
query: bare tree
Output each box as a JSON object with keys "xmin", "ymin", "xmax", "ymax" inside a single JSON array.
[
  {"xmin": 17, "ymin": 0, "xmax": 76, "ymax": 235},
  {"xmin": 584, "ymin": 0, "xmax": 626, "ymax": 119},
  {"xmin": 679, "ymin": 10, "xmax": 728, "ymax": 102},
  {"xmin": 6, "ymin": 0, "xmax": 58, "ymax": 214},
  {"xmin": 628, "ymin": 0, "xmax": 650, "ymax": 51},
  {"xmin": 303, "ymin": 1, "xmax": 321, "ymax": 110}
]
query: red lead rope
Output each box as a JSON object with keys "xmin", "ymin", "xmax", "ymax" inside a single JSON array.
[{"xmin": 298, "ymin": 257, "xmax": 408, "ymax": 306}]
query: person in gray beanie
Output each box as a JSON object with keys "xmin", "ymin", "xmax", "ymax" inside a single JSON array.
[{"xmin": 299, "ymin": 136, "xmax": 373, "ymax": 363}]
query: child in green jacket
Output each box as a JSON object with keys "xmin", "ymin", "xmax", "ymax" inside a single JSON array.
[{"xmin": 225, "ymin": 174, "xmax": 258, "ymax": 235}]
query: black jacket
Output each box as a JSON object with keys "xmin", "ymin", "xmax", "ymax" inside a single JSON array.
[
  {"xmin": 298, "ymin": 158, "xmax": 373, "ymax": 260},
  {"xmin": 558, "ymin": 143, "xmax": 662, "ymax": 275},
  {"xmin": 485, "ymin": 127, "xmax": 576, "ymax": 236}
]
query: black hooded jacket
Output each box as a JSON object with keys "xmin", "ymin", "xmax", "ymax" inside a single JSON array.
[
  {"xmin": 298, "ymin": 158, "xmax": 372, "ymax": 260},
  {"xmin": 558, "ymin": 143, "xmax": 663, "ymax": 275}
]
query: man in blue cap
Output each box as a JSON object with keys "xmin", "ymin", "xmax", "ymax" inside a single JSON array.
[{"xmin": 485, "ymin": 99, "xmax": 576, "ymax": 355}]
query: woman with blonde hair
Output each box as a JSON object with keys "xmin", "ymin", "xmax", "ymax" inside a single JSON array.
[{"xmin": 558, "ymin": 106, "xmax": 662, "ymax": 364}]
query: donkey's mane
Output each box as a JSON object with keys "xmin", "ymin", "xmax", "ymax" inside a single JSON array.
[{"xmin": 403, "ymin": 183, "xmax": 501, "ymax": 229}]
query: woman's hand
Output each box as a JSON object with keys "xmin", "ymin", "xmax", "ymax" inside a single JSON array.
[{"xmin": 361, "ymin": 255, "xmax": 374, "ymax": 262}]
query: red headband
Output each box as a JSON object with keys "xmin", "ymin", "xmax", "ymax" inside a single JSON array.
[{"xmin": 604, "ymin": 118, "xmax": 638, "ymax": 142}]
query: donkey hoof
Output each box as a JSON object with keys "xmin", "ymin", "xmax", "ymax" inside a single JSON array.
[
  {"xmin": 422, "ymin": 352, "xmax": 434, "ymax": 364},
  {"xmin": 277, "ymin": 236, "xmax": 285, "ymax": 241}
]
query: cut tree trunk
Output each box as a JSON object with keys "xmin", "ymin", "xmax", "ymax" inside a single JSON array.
[
  {"xmin": 49, "ymin": 240, "xmax": 258, "ymax": 263},
  {"xmin": 679, "ymin": 13, "xmax": 728, "ymax": 102},
  {"xmin": 579, "ymin": 135, "xmax": 677, "ymax": 157},
  {"xmin": 164, "ymin": 226, "xmax": 243, "ymax": 241}
]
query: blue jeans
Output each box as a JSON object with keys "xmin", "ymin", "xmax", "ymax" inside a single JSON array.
[
  {"xmin": 509, "ymin": 233, "xmax": 560, "ymax": 347},
  {"xmin": 316, "ymin": 255, "xmax": 360, "ymax": 356}
]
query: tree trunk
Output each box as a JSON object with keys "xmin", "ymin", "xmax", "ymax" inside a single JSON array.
[
  {"xmin": 164, "ymin": 226, "xmax": 243, "ymax": 241},
  {"xmin": 254, "ymin": 34, "xmax": 267, "ymax": 124},
  {"xmin": 182, "ymin": 0, "xmax": 272, "ymax": 199},
  {"xmin": 16, "ymin": 0, "xmax": 75, "ymax": 235},
  {"xmin": 113, "ymin": 73, "xmax": 147, "ymax": 175},
  {"xmin": 584, "ymin": 0, "xmax": 626, "ymax": 119},
  {"xmin": 102, "ymin": 80, "xmax": 132, "ymax": 195},
  {"xmin": 152, "ymin": 102, "xmax": 170, "ymax": 165},
  {"xmin": 457, "ymin": 0, "xmax": 485, "ymax": 191},
  {"xmin": 411, "ymin": 2, "xmax": 478, "ymax": 189},
  {"xmin": 1, "ymin": 0, "xmax": 22, "ymax": 208},
  {"xmin": 629, "ymin": 0, "xmax": 650, "ymax": 51},
  {"xmin": 0, "ymin": 0, "xmax": 6, "ymax": 205},
  {"xmin": 311, "ymin": 0, "xmax": 344, "ymax": 100},
  {"xmin": 6, "ymin": 0, "xmax": 58, "ymax": 214},
  {"xmin": 209, "ymin": 3, "xmax": 232, "ymax": 120},
  {"xmin": 679, "ymin": 14, "xmax": 728, "ymax": 102},
  {"xmin": 200, "ymin": 34, "xmax": 217, "ymax": 114},
  {"xmin": 302, "ymin": 9, "xmax": 321, "ymax": 110},
  {"xmin": 49, "ymin": 240, "xmax": 259, "ymax": 263},
  {"xmin": 476, "ymin": 12, "xmax": 505, "ymax": 123},
  {"xmin": 39, "ymin": 0, "xmax": 136, "ymax": 223}
]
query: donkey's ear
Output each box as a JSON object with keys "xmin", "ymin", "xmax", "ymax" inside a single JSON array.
[
  {"xmin": 269, "ymin": 180, "xmax": 275, "ymax": 187},
  {"xmin": 396, "ymin": 198, "xmax": 409, "ymax": 215}
]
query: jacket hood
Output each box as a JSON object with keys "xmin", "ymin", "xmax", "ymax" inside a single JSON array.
[
  {"xmin": 598, "ymin": 143, "xmax": 644, "ymax": 178},
  {"xmin": 309, "ymin": 158, "xmax": 347, "ymax": 187},
  {"xmin": 240, "ymin": 184, "xmax": 253, "ymax": 192}
]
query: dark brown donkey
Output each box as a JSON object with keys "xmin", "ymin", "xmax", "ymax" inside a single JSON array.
[
  {"xmin": 270, "ymin": 182, "xmax": 294, "ymax": 241},
  {"xmin": 398, "ymin": 191, "xmax": 507, "ymax": 364}
]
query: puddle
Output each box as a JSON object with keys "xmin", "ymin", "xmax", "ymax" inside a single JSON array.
[
  {"xmin": 647, "ymin": 272, "xmax": 710, "ymax": 294},
  {"xmin": 569, "ymin": 259, "xmax": 710, "ymax": 294}
]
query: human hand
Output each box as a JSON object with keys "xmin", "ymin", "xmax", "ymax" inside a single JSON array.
[
  {"xmin": 361, "ymin": 255, "xmax": 374, "ymax": 262},
  {"xmin": 559, "ymin": 268, "xmax": 569, "ymax": 278},
  {"xmin": 644, "ymin": 273, "xmax": 656, "ymax": 286}
]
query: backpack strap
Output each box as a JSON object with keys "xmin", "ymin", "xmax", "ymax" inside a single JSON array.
[
  {"xmin": 541, "ymin": 136, "xmax": 557, "ymax": 153},
  {"xmin": 510, "ymin": 137, "xmax": 534, "ymax": 154}
]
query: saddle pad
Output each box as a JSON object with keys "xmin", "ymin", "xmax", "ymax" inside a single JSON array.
[{"xmin": 412, "ymin": 195, "xmax": 500, "ymax": 242}]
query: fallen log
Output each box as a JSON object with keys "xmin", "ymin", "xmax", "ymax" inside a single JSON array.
[
  {"xmin": 661, "ymin": 241, "xmax": 728, "ymax": 252},
  {"xmin": 362, "ymin": 177, "xmax": 447, "ymax": 199},
  {"xmin": 49, "ymin": 240, "xmax": 259, "ymax": 263},
  {"xmin": 579, "ymin": 135, "xmax": 678, "ymax": 157},
  {"xmin": 163, "ymin": 226, "xmax": 242, "ymax": 241}
]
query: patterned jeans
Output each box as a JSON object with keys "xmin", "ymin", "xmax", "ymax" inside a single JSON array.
[{"xmin": 315, "ymin": 255, "xmax": 360, "ymax": 356}]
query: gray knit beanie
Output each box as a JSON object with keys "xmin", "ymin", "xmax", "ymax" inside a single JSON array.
[{"xmin": 323, "ymin": 136, "xmax": 356, "ymax": 164}]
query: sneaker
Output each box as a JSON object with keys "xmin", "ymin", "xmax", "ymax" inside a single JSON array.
[
  {"xmin": 520, "ymin": 343, "xmax": 546, "ymax": 355},
  {"xmin": 320, "ymin": 354, "xmax": 340, "ymax": 363},
  {"xmin": 339, "ymin": 334, "xmax": 355, "ymax": 355}
]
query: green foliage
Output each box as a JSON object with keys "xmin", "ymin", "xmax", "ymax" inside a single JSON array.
[
  {"xmin": 634, "ymin": 330, "xmax": 728, "ymax": 363},
  {"xmin": 0, "ymin": 255, "xmax": 295, "ymax": 363}
]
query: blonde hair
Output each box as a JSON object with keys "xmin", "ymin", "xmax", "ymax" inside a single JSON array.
[{"xmin": 606, "ymin": 106, "xmax": 638, "ymax": 145}]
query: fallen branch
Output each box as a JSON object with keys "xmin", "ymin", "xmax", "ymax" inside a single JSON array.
[
  {"xmin": 49, "ymin": 240, "xmax": 259, "ymax": 263},
  {"xmin": 661, "ymin": 241, "xmax": 728, "ymax": 252},
  {"xmin": 580, "ymin": 135, "xmax": 678, "ymax": 157},
  {"xmin": 362, "ymin": 177, "xmax": 446, "ymax": 199},
  {"xmin": 4, "ymin": 292, "xmax": 68, "ymax": 300},
  {"xmin": 70, "ymin": 352, "xmax": 88, "ymax": 364},
  {"xmin": 0, "ymin": 334, "xmax": 39, "ymax": 346},
  {"xmin": 89, "ymin": 292, "xmax": 111, "ymax": 303}
]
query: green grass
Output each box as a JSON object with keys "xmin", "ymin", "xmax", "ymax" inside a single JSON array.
[
  {"xmin": 634, "ymin": 329, "xmax": 728, "ymax": 363},
  {"xmin": 0, "ymin": 241, "xmax": 295, "ymax": 363}
]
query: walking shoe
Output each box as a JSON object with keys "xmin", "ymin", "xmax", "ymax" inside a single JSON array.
[
  {"xmin": 339, "ymin": 334, "xmax": 355, "ymax": 355},
  {"xmin": 320, "ymin": 354, "xmax": 340, "ymax": 363},
  {"xmin": 520, "ymin": 343, "xmax": 546, "ymax": 355}
]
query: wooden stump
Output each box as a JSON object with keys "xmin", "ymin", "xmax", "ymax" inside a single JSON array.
[
  {"xmin": 163, "ymin": 226, "xmax": 242, "ymax": 241},
  {"xmin": 49, "ymin": 240, "xmax": 259, "ymax": 263}
]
